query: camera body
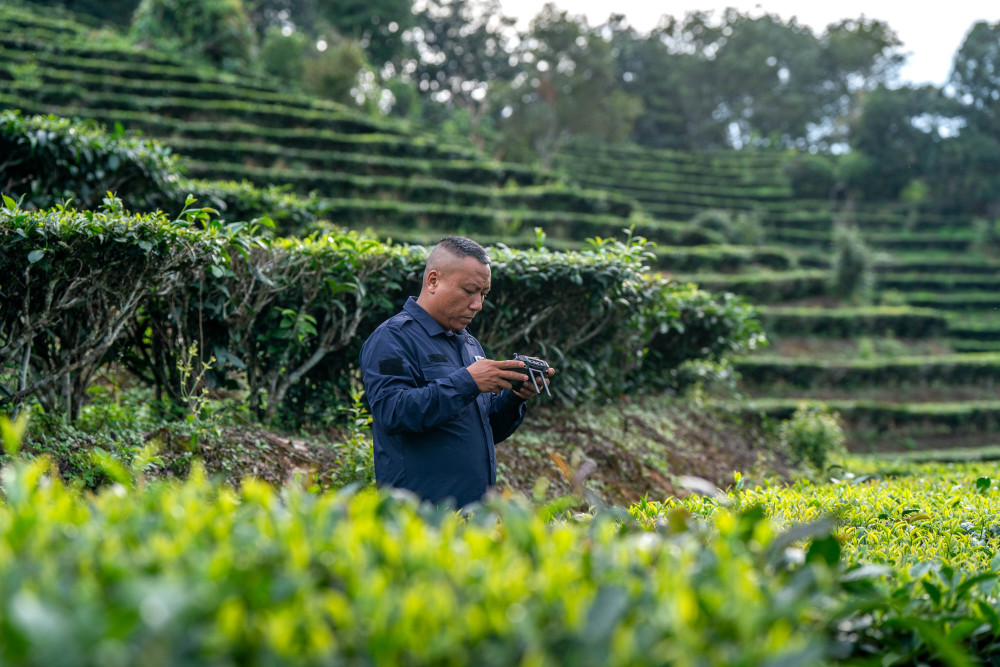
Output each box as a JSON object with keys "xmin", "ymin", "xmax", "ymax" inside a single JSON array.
[{"xmin": 511, "ymin": 353, "xmax": 551, "ymax": 396}]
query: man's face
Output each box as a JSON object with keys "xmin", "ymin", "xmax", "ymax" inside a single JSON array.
[{"xmin": 425, "ymin": 256, "xmax": 491, "ymax": 333}]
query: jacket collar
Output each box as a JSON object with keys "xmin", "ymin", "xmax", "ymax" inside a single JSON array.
[{"xmin": 404, "ymin": 296, "xmax": 467, "ymax": 338}]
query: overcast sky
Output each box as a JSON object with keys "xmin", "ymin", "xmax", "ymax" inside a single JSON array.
[{"xmin": 496, "ymin": 0, "xmax": 998, "ymax": 86}]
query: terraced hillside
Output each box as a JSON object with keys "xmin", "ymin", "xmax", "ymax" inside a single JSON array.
[
  {"xmin": 554, "ymin": 141, "xmax": 1000, "ymax": 457},
  {"xmin": 0, "ymin": 3, "xmax": 718, "ymax": 252}
]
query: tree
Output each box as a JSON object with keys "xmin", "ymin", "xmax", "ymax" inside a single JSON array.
[
  {"xmin": 943, "ymin": 20, "xmax": 1000, "ymax": 215},
  {"xmin": 609, "ymin": 10, "xmax": 901, "ymax": 151},
  {"xmin": 244, "ymin": 0, "xmax": 415, "ymax": 67},
  {"xmin": 608, "ymin": 17, "xmax": 715, "ymax": 149},
  {"xmin": 28, "ymin": 0, "xmax": 142, "ymax": 25},
  {"xmin": 950, "ymin": 20, "xmax": 1000, "ymax": 116},
  {"xmin": 817, "ymin": 17, "xmax": 904, "ymax": 147},
  {"xmin": 489, "ymin": 4, "xmax": 642, "ymax": 166},
  {"xmin": 846, "ymin": 85, "xmax": 948, "ymax": 200},
  {"xmin": 405, "ymin": 0, "xmax": 517, "ymax": 147},
  {"xmin": 132, "ymin": 0, "xmax": 257, "ymax": 71}
]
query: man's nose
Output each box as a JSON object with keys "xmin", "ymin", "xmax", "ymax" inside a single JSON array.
[{"xmin": 470, "ymin": 295, "xmax": 483, "ymax": 310}]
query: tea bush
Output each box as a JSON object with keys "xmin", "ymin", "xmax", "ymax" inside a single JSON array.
[
  {"xmin": 3, "ymin": 202, "xmax": 763, "ymax": 423},
  {"xmin": 0, "ymin": 195, "xmax": 232, "ymax": 419},
  {"xmin": 632, "ymin": 460, "xmax": 1000, "ymax": 664},
  {"xmin": 6, "ymin": 446, "xmax": 1000, "ymax": 664},
  {"xmin": 829, "ymin": 222, "xmax": 875, "ymax": 304},
  {"xmin": 776, "ymin": 403, "xmax": 846, "ymax": 471},
  {"xmin": 0, "ymin": 109, "xmax": 178, "ymax": 211},
  {"xmin": 0, "ymin": 453, "xmax": 844, "ymax": 666}
]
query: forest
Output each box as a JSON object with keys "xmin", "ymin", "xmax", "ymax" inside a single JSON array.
[{"xmin": 3, "ymin": 0, "xmax": 1000, "ymax": 664}]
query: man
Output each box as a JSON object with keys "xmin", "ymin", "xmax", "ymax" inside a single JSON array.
[{"xmin": 360, "ymin": 236, "xmax": 554, "ymax": 508}]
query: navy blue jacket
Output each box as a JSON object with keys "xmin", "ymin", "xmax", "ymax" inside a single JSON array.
[{"xmin": 360, "ymin": 297, "xmax": 526, "ymax": 507}]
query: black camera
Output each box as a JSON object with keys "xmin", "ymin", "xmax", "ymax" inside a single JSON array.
[{"xmin": 510, "ymin": 353, "xmax": 551, "ymax": 397}]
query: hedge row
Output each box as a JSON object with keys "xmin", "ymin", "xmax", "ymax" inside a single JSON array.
[
  {"xmin": 746, "ymin": 397, "xmax": 1000, "ymax": 437},
  {"xmin": 177, "ymin": 160, "xmax": 637, "ymax": 218},
  {"xmin": 952, "ymin": 340, "xmax": 1000, "ymax": 353},
  {"xmin": 556, "ymin": 170, "xmax": 791, "ymax": 199},
  {"xmin": 655, "ymin": 244, "xmax": 799, "ymax": 273},
  {"xmin": 904, "ymin": 291, "xmax": 1000, "ymax": 311},
  {"xmin": 0, "ymin": 111, "xmax": 646, "ymax": 243},
  {"xmin": 166, "ymin": 137, "xmax": 543, "ymax": 188},
  {"xmin": 677, "ymin": 270, "xmax": 830, "ymax": 304},
  {"xmin": 641, "ymin": 200, "xmax": 767, "ymax": 221},
  {"xmin": 569, "ymin": 182, "xmax": 788, "ymax": 215},
  {"xmin": 0, "ymin": 195, "xmax": 231, "ymax": 418},
  {"xmin": 756, "ymin": 306, "xmax": 948, "ymax": 339},
  {"xmin": 1, "ymin": 200, "xmax": 763, "ymax": 424},
  {"xmin": 0, "ymin": 95, "xmax": 479, "ymax": 163},
  {"xmin": 873, "ymin": 256, "xmax": 1000, "ymax": 275},
  {"xmin": 0, "ymin": 109, "xmax": 179, "ymax": 211},
  {"xmin": 878, "ymin": 272, "xmax": 1000, "ymax": 292},
  {"xmin": 767, "ymin": 228, "xmax": 975, "ymax": 252},
  {"xmin": 0, "ymin": 55, "xmax": 341, "ymax": 111},
  {"xmin": 770, "ymin": 213, "xmax": 967, "ymax": 234},
  {"xmin": 5, "ymin": 81, "xmax": 388, "ymax": 134},
  {"xmin": 0, "ymin": 42, "xmax": 279, "ymax": 96},
  {"xmin": 734, "ymin": 353, "xmax": 1000, "ymax": 389}
]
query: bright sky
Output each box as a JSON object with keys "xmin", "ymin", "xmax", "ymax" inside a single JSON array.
[{"xmin": 496, "ymin": 0, "xmax": 999, "ymax": 86}]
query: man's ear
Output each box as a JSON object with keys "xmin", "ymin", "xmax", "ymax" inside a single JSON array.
[{"xmin": 425, "ymin": 268, "xmax": 440, "ymax": 294}]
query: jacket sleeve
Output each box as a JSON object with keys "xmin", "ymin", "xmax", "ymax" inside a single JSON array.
[
  {"xmin": 361, "ymin": 325, "xmax": 481, "ymax": 435},
  {"xmin": 488, "ymin": 390, "xmax": 527, "ymax": 444}
]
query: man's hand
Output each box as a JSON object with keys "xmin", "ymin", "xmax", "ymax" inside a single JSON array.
[
  {"xmin": 467, "ymin": 358, "xmax": 529, "ymax": 394},
  {"xmin": 511, "ymin": 365, "xmax": 555, "ymax": 400}
]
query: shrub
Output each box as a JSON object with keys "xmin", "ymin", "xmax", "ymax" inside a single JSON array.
[
  {"xmin": 781, "ymin": 152, "xmax": 836, "ymax": 199},
  {"xmin": 131, "ymin": 0, "xmax": 257, "ymax": 71},
  {"xmin": 0, "ymin": 195, "xmax": 232, "ymax": 420},
  {"xmin": 637, "ymin": 281, "xmax": 766, "ymax": 392},
  {"xmin": 829, "ymin": 222, "xmax": 874, "ymax": 304},
  {"xmin": 776, "ymin": 404, "xmax": 846, "ymax": 471},
  {"xmin": 0, "ymin": 110, "xmax": 179, "ymax": 211},
  {"xmin": 690, "ymin": 209, "xmax": 734, "ymax": 236},
  {"xmin": 258, "ymin": 27, "xmax": 308, "ymax": 82}
]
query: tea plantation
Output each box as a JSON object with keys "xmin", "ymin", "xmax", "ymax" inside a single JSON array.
[
  {"xmin": 3, "ymin": 2, "xmax": 1000, "ymax": 665},
  {"xmin": 553, "ymin": 141, "xmax": 1000, "ymax": 457},
  {"xmin": 0, "ymin": 2, "xmax": 710, "ymax": 250}
]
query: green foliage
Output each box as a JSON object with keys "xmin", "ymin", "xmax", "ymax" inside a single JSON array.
[
  {"xmin": 775, "ymin": 404, "xmax": 846, "ymax": 470},
  {"xmin": 258, "ymin": 27, "xmax": 308, "ymax": 82},
  {"xmin": 7, "ymin": 443, "xmax": 1000, "ymax": 664},
  {"xmin": 757, "ymin": 305, "xmax": 948, "ymax": 339},
  {"xmin": 0, "ymin": 454, "xmax": 844, "ymax": 665},
  {"xmin": 489, "ymin": 5, "xmax": 643, "ymax": 166},
  {"xmin": 2, "ymin": 193, "xmax": 762, "ymax": 424},
  {"xmin": 21, "ymin": 0, "xmax": 142, "ymax": 25},
  {"xmin": 682, "ymin": 269, "xmax": 830, "ymax": 304},
  {"xmin": 829, "ymin": 222, "xmax": 875, "ymax": 304},
  {"xmin": 782, "ymin": 152, "xmax": 837, "ymax": 199},
  {"xmin": 633, "ymin": 460, "xmax": 1000, "ymax": 663},
  {"xmin": 132, "ymin": 0, "xmax": 257, "ymax": 71},
  {"xmin": 301, "ymin": 39, "xmax": 372, "ymax": 105},
  {"xmin": 637, "ymin": 281, "xmax": 766, "ymax": 392},
  {"xmin": 748, "ymin": 398, "xmax": 1000, "ymax": 447},
  {"xmin": 0, "ymin": 196, "xmax": 231, "ymax": 419},
  {"xmin": 692, "ymin": 209, "xmax": 766, "ymax": 246},
  {"xmin": 0, "ymin": 110, "xmax": 179, "ymax": 211}
]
